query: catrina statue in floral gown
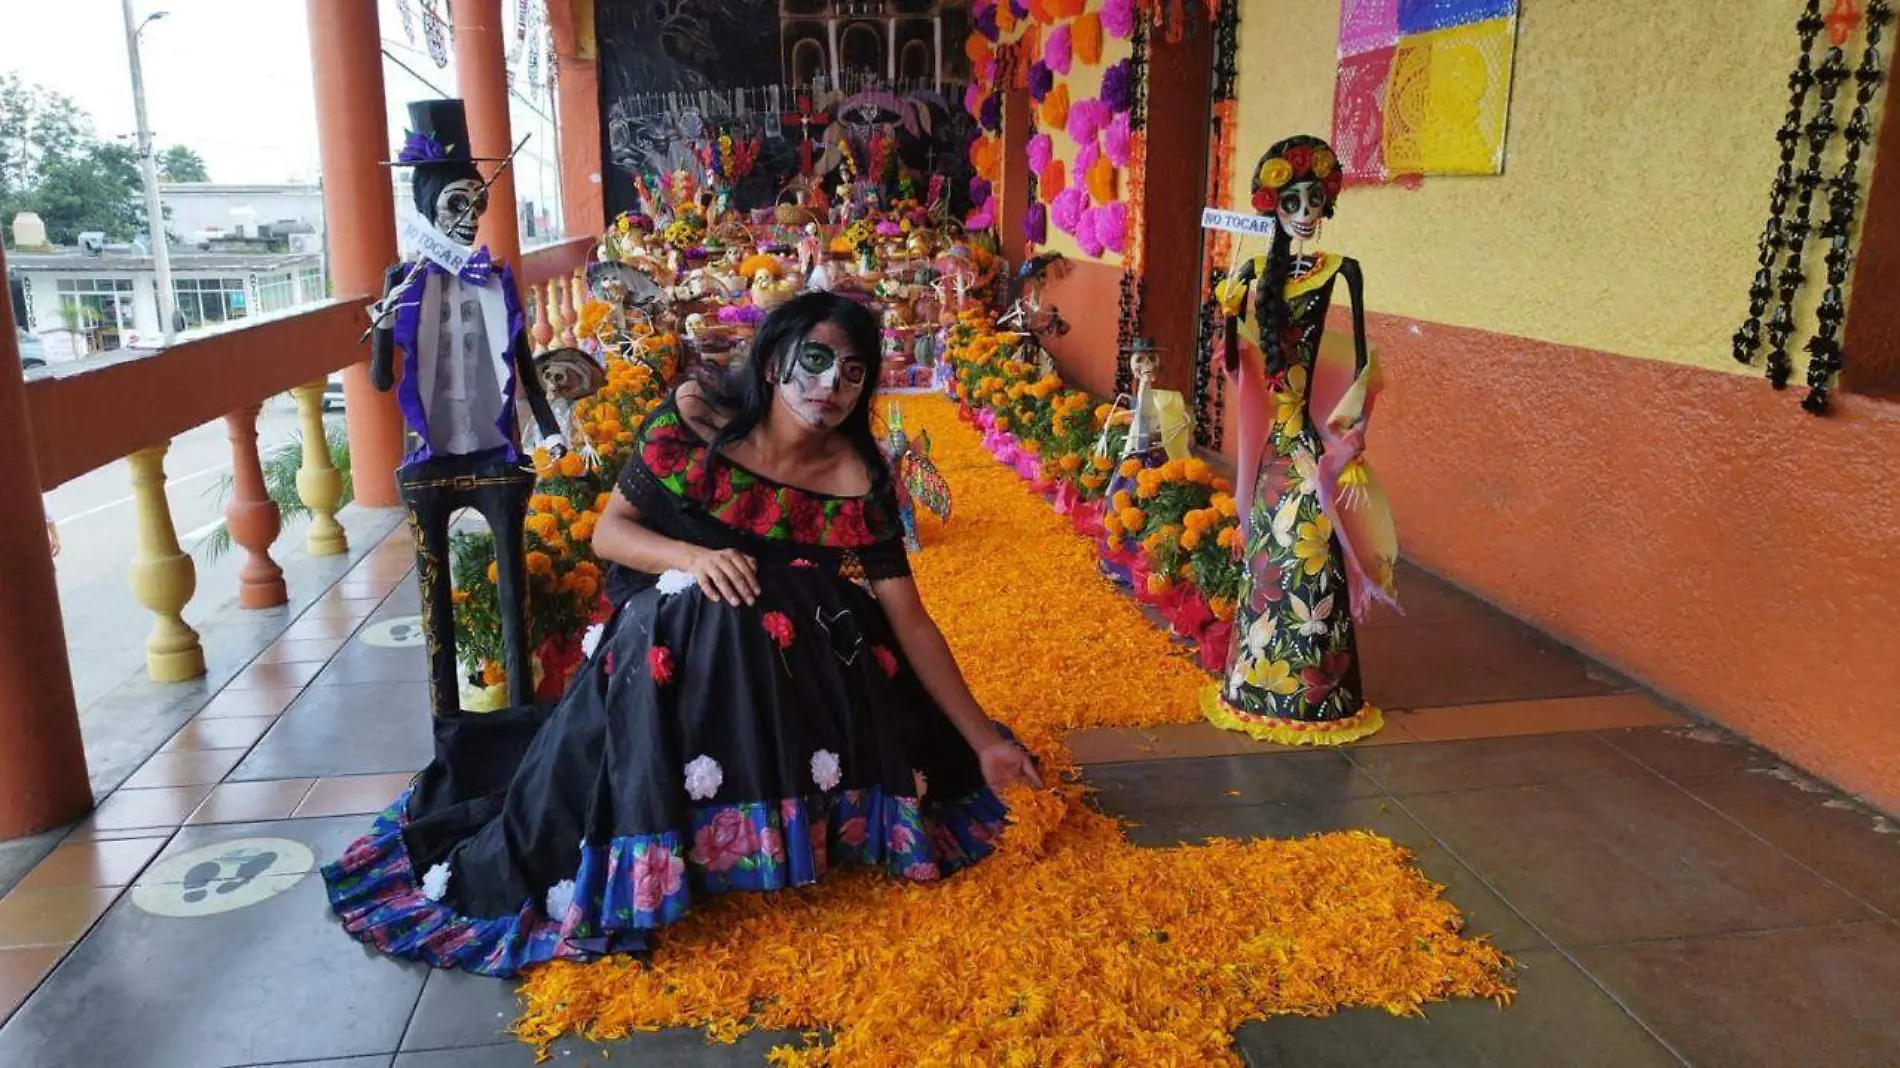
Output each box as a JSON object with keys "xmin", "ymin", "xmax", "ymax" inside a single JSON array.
[{"xmin": 1205, "ymin": 135, "xmax": 1401, "ymax": 746}]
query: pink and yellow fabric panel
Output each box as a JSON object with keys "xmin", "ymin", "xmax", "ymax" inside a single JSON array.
[{"xmin": 1333, "ymin": 0, "xmax": 1519, "ymax": 181}]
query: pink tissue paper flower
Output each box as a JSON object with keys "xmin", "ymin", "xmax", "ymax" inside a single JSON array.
[
  {"xmin": 1051, "ymin": 186, "xmax": 1087, "ymax": 234},
  {"xmin": 1025, "ymin": 133, "xmax": 1053, "ymax": 177},
  {"xmin": 1104, "ymin": 111, "xmax": 1134, "ymax": 168},
  {"xmin": 1046, "ymin": 24, "xmax": 1073, "ymax": 75}
]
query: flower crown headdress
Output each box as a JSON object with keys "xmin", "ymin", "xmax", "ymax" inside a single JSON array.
[{"xmin": 1250, "ymin": 138, "xmax": 1343, "ymax": 214}]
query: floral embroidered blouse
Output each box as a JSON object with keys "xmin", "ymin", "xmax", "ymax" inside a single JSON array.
[{"xmin": 609, "ymin": 396, "xmax": 911, "ymax": 602}]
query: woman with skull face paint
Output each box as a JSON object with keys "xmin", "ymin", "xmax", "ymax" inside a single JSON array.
[
  {"xmin": 325, "ymin": 293, "xmax": 1040, "ymax": 977},
  {"xmin": 1204, "ymin": 136, "xmax": 1401, "ymax": 747}
]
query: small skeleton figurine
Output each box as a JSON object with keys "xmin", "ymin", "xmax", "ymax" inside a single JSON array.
[
  {"xmin": 369, "ymin": 99, "xmax": 565, "ymax": 718},
  {"xmin": 534, "ymin": 346, "xmax": 608, "ymax": 466}
]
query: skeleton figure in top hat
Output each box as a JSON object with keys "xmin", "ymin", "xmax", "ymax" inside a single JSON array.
[{"xmin": 370, "ymin": 98, "xmax": 565, "ymax": 718}]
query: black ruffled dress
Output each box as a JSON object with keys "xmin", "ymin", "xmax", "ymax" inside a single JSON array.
[{"xmin": 321, "ymin": 398, "xmax": 1007, "ymax": 976}]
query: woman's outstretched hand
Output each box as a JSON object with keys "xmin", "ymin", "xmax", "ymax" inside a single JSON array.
[
  {"xmin": 978, "ymin": 738, "xmax": 1045, "ymax": 792},
  {"xmin": 686, "ymin": 547, "xmax": 760, "ymax": 606}
]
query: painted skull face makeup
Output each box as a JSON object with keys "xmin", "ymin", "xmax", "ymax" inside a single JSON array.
[
  {"xmin": 435, "ymin": 178, "xmax": 488, "ymax": 245},
  {"xmin": 776, "ymin": 333, "xmax": 867, "ymax": 429},
  {"xmin": 1276, "ymin": 181, "xmax": 1326, "ymax": 242}
]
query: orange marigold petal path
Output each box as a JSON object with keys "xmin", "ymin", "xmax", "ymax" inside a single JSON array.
[{"xmin": 513, "ymin": 395, "xmax": 1514, "ymax": 1066}]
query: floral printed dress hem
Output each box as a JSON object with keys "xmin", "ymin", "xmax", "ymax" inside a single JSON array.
[
  {"xmin": 1201, "ymin": 686, "xmax": 1385, "ymax": 747},
  {"xmin": 323, "ymin": 784, "xmax": 1008, "ymax": 978}
]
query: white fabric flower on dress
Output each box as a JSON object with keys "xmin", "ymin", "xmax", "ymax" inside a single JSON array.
[
  {"xmin": 580, "ymin": 622, "xmax": 605, "ymax": 658},
  {"xmin": 683, "ymin": 754, "xmax": 724, "ymax": 800},
  {"xmin": 420, "ymin": 861, "xmax": 451, "ymax": 902},
  {"xmin": 656, "ymin": 569, "xmax": 697, "ymax": 596},
  {"xmin": 811, "ymin": 749, "xmax": 842, "ymax": 792},
  {"xmin": 545, "ymin": 878, "xmax": 576, "ymax": 921}
]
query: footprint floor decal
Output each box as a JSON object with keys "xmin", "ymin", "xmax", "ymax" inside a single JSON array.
[{"xmin": 133, "ymin": 838, "xmax": 316, "ymax": 918}]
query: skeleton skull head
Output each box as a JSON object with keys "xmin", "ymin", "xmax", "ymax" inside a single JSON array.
[
  {"xmin": 433, "ymin": 178, "xmax": 487, "ymax": 245},
  {"xmin": 1276, "ymin": 181, "xmax": 1327, "ymax": 242}
]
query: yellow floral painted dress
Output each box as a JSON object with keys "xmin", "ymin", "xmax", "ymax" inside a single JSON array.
[{"xmin": 1205, "ymin": 252, "xmax": 1400, "ymax": 746}]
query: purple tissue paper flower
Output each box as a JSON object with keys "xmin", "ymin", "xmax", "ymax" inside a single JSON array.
[
  {"xmin": 1009, "ymin": 0, "xmax": 1030, "ymax": 18},
  {"xmin": 1104, "ymin": 112, "xmax": 1134, "ymax": 167},
  {"xmin": 969, "ymin": 176, "xmax": 993, "ymax": 205},
  {"xmin": 1028, "ymin": 61, "xmax": 1054, "ymax": 102},
  {"xmin": 1101, "ymin": 59, "xmax": 1135, "ymax": 114},
  {"xmin": 1052, "ymin": 187, "xmax": 1087, "ymax": 234},
  {"xmin": 980, "ymin": 93, "xmax": 1002, "ymax": 132},
  {"xmin": 975, "ymin": 1, "xmax": 1000, "ymax": 40},
  {"xmin": 1046, "ymin": 24, "xmax": 1073, "ymax": 75},
  {"xmin": 1076, "ymin": 206, "xmax": 1105, "ymax": 258},
  {"xmin": 1026, "ymin": 133, "xmax": 1054, "ymax": 177},
  {"xmin": 1068, "ymin": 98, "xmax": 1111, "ymax": 144},
  {"xmin": 1025, "ymin": 202, "xmax": 1048, "ymax": 244}
]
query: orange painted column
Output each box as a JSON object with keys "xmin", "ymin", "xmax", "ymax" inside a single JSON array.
[
  {"xmin": 455, "ymin": 0, "xmax": 523, "ymax": 267},
  {"xmin": 308, "ymin": 0, "xmax": 407, "ymax": 508},
  {"xmin": 548, "ymin": 0, "xmax": 605, "ymax": 238},
  {"xmin": 0, "ymin": 241, "xmax": 92, "ymax": 837}
]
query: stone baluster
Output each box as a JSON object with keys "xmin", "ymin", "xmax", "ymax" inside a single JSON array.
[
  {"xmin": 529, "ymin": 284, "xmax": 552, "ymax": 353},
  {"xmin": 223, "ymin": 403, "xmax": 286, "ymax": 608},
  {"xmin": 127, "ymin": 443, "xmax": 206, "ymax": 682},
  {"xmin": 548, "ymin": 277, "xmax": 572, "ymax": 348},
  {"xmin": 289, "ymin": 382, "xmax": 348, "ymax": 556}
]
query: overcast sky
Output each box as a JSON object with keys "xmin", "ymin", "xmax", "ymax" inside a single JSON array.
[{"xmin": 0, "ymin": 0, "xmax": 566, "ymax": 217}]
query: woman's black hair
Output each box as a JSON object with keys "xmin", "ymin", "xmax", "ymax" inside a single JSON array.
[{"xmin": 690, "ymin": 291, "xmax": 891, "ymax": 498}]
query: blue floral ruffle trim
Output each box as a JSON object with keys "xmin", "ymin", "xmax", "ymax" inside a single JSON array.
[{"xmin": 321, "ymin": 786, "xmax": 1008, "ymax": 977}]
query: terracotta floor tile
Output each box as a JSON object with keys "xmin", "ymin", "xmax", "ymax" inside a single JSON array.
[
  {"xmin": 0, "ymin": 946, "xmax": 62, "ymax": 1023},
  {"xmin": 253, "ymin": 637, "xmax": 348, "ymax": 666},
  {"xmin": 304, "ymin": 597, "xmax": 383, "ymax": 619},
  {"xmin": 225, "ymin": 660, "xmax": 326, "ymax": 692},
  {"xmin": 120, "ymin": 749, "xmax": 248, "ymax": 790},
  {"xmin": 1395, "ymin": 693, "xmax": 1682, "ymax": 742},
  {"xmin": 185, "ymin": 779, "xmax": 317, "ymax": 825},
  {"xmin": 12, "ymin": 837, "xmax": 168, "ymax": 892},
  {"xmin": 80, "ymin": 785, "xmax": 215, "ymax": 832},
  {"xmin": 281, "ymin": 615, "xmax": 361, "ymax": 641},
  {"xmin": 293, "ymin": 773, "xmax": 417, "ymax": 818},
  {"xmin": 0, "ymin": 887, "xmax": 118, "ymax": 949},
  {"xmin": 195, "ymin": 686, "xmax": 299, "ymax": 719},
  {"xmin": 334, "ymin": 581, "xmax": 398, "ymax": 600},
  {"xmin": 161, "ymin": 716, "xmax": 277, "ymax": 753},
  {"xmin": 1067, "ymin": 718, "xmax": 1417, "ymax": 765}
]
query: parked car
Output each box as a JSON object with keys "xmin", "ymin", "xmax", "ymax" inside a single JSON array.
[
  {"xmin": 16, "ymin": 330, "xmax": 45, "ymax": 370},
  {"xmin": 323, "ymin": 372, "xmax": 346, "ymax": 411}
]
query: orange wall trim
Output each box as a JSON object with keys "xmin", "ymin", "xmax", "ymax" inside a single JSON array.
[{"xmin": 1352, "ymin": 309, "xmax": 1900, "ymax": 814}]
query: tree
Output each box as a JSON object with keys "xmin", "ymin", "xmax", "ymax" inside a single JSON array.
[
  {"xmin": 0, "ymin": 73, "xmax": 147, "ymax": 245},
  {"xmin": 158, "ymin": 144, "xmax": 208, "ymax": 182}
]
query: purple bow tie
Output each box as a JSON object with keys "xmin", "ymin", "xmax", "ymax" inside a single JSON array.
[
  {"xmin": 427, "ymin": 246, "xmax": 495, "ymax": 286},
  {"xmin": 458, "ymin": 246, "xmax": 495, "ymax": 285}
]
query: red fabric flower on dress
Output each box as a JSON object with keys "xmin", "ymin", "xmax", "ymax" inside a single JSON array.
[
  {"xmin": 827, "ymin": 500, "xmax": 876, "ymax": 546},
  {"xmin": 647, "ymin": 645, "xmax": 674, "ymax": 685},
  {"xmin": 762, "ymin": 611, "xmax": 795, "ymax": 648},
  {"xmin": 725, "ymin": 484, "xmax": 785, "ymax": 535},
  {"xmin": 641, "ymin": 426, "xmax": 695, "ymax": 478},
  {"xmin": 873, "ymin": 645, "xmax": 899, "ymax": 678},
  {"xmin": 785, "ymin": 492, "xmax": 828, "ymax": 542}
]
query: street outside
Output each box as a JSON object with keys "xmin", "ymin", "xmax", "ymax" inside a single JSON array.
[{"xmin": 40, "ymin": 395, "xmax": 341, "ymax": 710}]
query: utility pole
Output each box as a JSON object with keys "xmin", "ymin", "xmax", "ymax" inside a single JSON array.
[{"xmin": 122, "ymin": 1, "xmax": 176, "ymax": 345}]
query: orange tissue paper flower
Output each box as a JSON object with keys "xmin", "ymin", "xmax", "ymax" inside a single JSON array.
[
  {"xmin": 1073, "ymin": 12, "xmax": 1104, "ymax": 64},
  {"xmin": 1040, "ymin": 159, "xmax": 1067, "ymax": 200},
  {"xmin": 1087, "ymin": 153, "xmax": 1117, "ymax": 203},
  {"xmin": 1041, "ymin": 83, "xmax": 1071, "ymax": 133}
]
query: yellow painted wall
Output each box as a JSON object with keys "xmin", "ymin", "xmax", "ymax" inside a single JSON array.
[{"xmin": 1227, "ymin": 0, "xmax": 1890, "ymax": 372}]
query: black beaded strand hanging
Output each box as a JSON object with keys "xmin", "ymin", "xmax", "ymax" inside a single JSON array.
[
  {"xmin": 1734, "ymin": 1, "xmax": 1827, "ymax": 376},
  {"xmin": 1803, "ymin": 0, "xmax": 1893, "ymax": 413},
  {"xmin": 1192, "ymin": 0, "xmax": 1241, "ymax": 452},
  {"xmin": 1768, "ymin": 39, "xmax": 1853, "ymax": 389},
  {"xmin": 1115, "ymin": 21, "xmax": 1153, "ymax": 401}
]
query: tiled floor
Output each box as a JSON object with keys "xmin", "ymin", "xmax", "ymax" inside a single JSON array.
[{"xmin": 3, "ymin": 536, "xmax": 1898, "ymax": 1066}]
